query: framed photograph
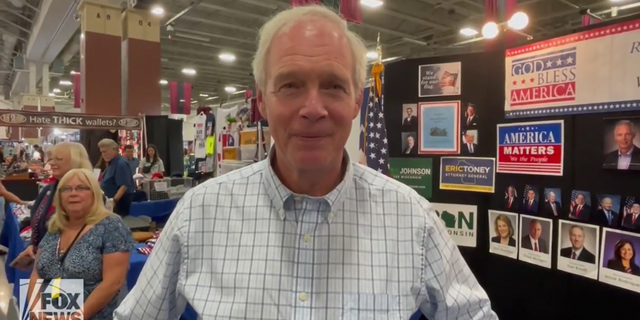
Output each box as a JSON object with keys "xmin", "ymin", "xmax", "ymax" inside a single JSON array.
[
  {"xmin": 400, "ymin": 132, "xmax": 418, "ymax": 156},
  {"xmin": 599, "ymin": 228, "xmax": 640, "ymax": 293},
  {"xmin": 557, "ymin": 220, "xmax": 600, "ymax": 279},
  {"xmin": 461, "ymin": 130, "xmax": 479, "ymax": 155},
  {"xmin": 418, "ymin": 101, "xmax": 460, "ymax": 155},
  {"xmin": 488, "ymin": 210, "xmax": 519, "ymax": 259},
  {"xmin": 595, "ymin": 194, "xmax": 622, "ymax": 227},
  {"xmin": 401, "ymin": 103, "xmax": 418, "ymax": 131},
  {"xmin": 502, "ymin": 184, "xmax": 520, "ymax": 213},
  {"xmin": 542, "ymin": 188, "xmax": 562, "ymax": 218},
  {"xmin": 622, "ymin": 197, "xmax": 640, "ymax": 230},
  {"xmin": 519, "ymin": 214, "xmax": 553, "ymax": 269},
  {"xmin": 418, "ymin": 62, "xmax": 461, "ymax": 97},
  {"xmin": 521, "ymin": 184, "xmax": 539, "ymax": 215},
  {"xmin": 462, "ymin": 102, "xmax": 479, "ymax": 129},
  {"xmin": 602, "ymin": 118, "xmax": 640, "ymax": 170},
  {"xmin": 568, "ymin": 190, "xmax": 592, "ymax": 222}
]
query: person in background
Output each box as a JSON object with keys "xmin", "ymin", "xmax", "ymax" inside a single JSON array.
[
  {"xmin": 123, "ymin": 144, "xmax": 139, "ymax": 174},
  {"xmin": 31, "ymin": 144, "xmax": 42, "ymax": 161},
  {"xmin": 491, "ymin": 214, "xmax": 516, "ymax": 247},
  {"xmin": 115, "ymin": 5, "xmax": 496, "ymax": 320},
  {"xmin": 27, "ymin": 168, "xmax": 133, "ymax": 319},
  {"xmin": 13, "ymin": 142, "xmax": 92, "ymax": 269},
  {"xmin": 138, "ymin": 144, "xmax": 164, "ymax": 178},
  {"xmin": 98, "ymin": 139, "xmax": 135, "ymax": 216},
  {"xmin": 95, "ymin": 157, "xmax": 106, "ymax": 182},
  {"xmin": 0, "ymin": 145, "xmax": 5, "ymax": 164}
]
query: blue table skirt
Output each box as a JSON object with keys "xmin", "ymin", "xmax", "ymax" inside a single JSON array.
[{"xmin": 129, "ymin": 199, "xmax": 179, "ymax": 223}]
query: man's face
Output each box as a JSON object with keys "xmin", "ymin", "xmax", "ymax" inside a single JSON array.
[
  {"xmin": 569, "ymin": 227, "xmax": 584, "ymax": 249},
  {"xmin": 508, "ymin": 187, "xmax": 514, "ymax": 197},
  {"xmin": 576, "ymin": 194, "xmax": 584, "ymax": 205},
  {"xmin": 467, "ymin": 106, "xmax": 475, "ymax": 116},
  {"xmin": 257, "ymin": 18, "xmax": 361, "ymax": 170},
  {"xmin": 100, "ymin": 147, "xmax": 118, "ymax": 162},
  {"xmin": 527, "ymin": 190, "xmax": 535, "ymax": 200},
  {"xmin": 549, "ymin": 193, "xmax": 556, "ymax": 202},
  {"xmin": 465, "ymin": 135, "xmax": 474, "ymax": 144},
  {"xmin": 406, "ymin": 136, "xmax": 414, "ymax": 147},
  {"xmin": 614, "ymin": 124, "xmax": 634, "ymax": 150},
  {"xmin": 602, "ymin": 198, "xmax": 612, "ymax": 210},
  {"xmin": 633, "ymin": 204, "xmax": 640, "ymax": 214},
  {"xmin": 124, "ymin": 148, "xmax": 134, "ymax": 159},
  {"xmin": 529, "ymin": 222, "xmax": 542, "ymax": 240},
  {"xmin": 406, "ymin": 108, "xmax": 412, "ymax": 116}
]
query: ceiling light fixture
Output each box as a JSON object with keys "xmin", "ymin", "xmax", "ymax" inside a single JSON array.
[
  {"xmin": 218, "ymin": 53, "xmax": 236, "ymax": 62},
  {"xmin": 360, "ymin": 0, "xmax": 383, "ymax": 8},
  {"xmin": 59, "ymin": 80, "xmax": 72, "ymax": 86},
  {"xmin": 70, "ymin": 70, "xmax": 79, "ymax": 75},
  {"xmin": 459, "ymin": 28, "xmax": 478, "ymax": 37},
  {"xmin": 366, "ymin": 51, "xmax": 379, "ymax": 60},
  {"xmin": 182, "ymin": 68, "xmax": 196, "ymax": 75},
  {"xmin": 175, "ymin": 32, "xmax": 210, "ymax": 42},
  {"xmin": 52, "ymin": 88, "xmax": 61, "ymax": 93},
  {"xmin": 507, "ymin": 12, "xmax": 529, "ymax": 30},
  {"xmin": 199, "ymin": 94, "xmax": 208, "ymax": 97},
  {"xmin": 481, "ymin": 22, "xmax": 499, "ymax": 39},
  {"xmin": 225, "ymin": 86, "xmax": 236, "ymax": 93},
  {"xmin": 159, "ymin": 79, "xmax": 168, "ymax": 85},
  {"xmin": 48, "ymin": 93, "xmax": 55, "ymax": 97},
  {"xmin": 151, "ymin": 6, "xmax": 165, "ymax": 16}
]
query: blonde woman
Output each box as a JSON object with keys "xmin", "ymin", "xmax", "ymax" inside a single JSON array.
[
  {"xmin": 13, "ymin": 142, "xmax": 93, "ymax": 270},
  {"xmin": 27, "ymin": 169, "xmax": 134, "ymax": 319}
]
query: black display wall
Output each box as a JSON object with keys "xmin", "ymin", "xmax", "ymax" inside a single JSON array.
[
  {"xmin": 145, "ymin": 116, "xmax": 184, "ymax": 176},
  {"xmin": 80, "ymin": 129, "xmax": 119, "ymax": 166},
  {"xmin": 384, "ymin": 24, "xmax": 639, "ymax": 320}
]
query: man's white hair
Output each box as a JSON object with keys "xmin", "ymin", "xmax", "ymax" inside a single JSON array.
[{"xmin": 252, "ymin": 5, "xmax": 368, "ymax": 92}]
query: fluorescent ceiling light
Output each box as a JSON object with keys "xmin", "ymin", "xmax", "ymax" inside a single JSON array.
[
  {"xmin": 205, "ymin": 96, "xmax": 219, "ymax": 101},
  {"xmin": 159, "ymin": 79, "xmax": 168, "ymax": 85},
  {"xmin": 219, "ymin": 53, "xmax": 236, "ymax": 62},
  {"xmin": 182, "ymin": 68, "xmax": 196, "ymax": 75},
  {"xmin": 179, "ymin": 99, "xmax": 185, "ymax": 102},
  {"xmin": 361, "ymin": 0, "xmax": 383, "ymax": 8},
  {"xmin": 199, "ymin": 94, "xmax": 208, "ymax": 97},
  {"xmin": 224, "ymin": 86, "xmax": 236, "ymax": 93},
  {"xmin": 459, "ymin": 28, "xmax": 478, "ymax": 36},
  {"xmin": 52, "ymin": 88, "xmax": 61, "ymax": 93},
  {"xmin": 48, "ymin": 93, "xmax": 55, "ymax": 97},
  {"xmin": 151, "ymin": 6, "xmax": 165, "ymax": 16},
  {"xmin": 175, "ymin": 32, "xmax": 210, "ymax": 42},
  {"xmin": 70, "ymin": 70, "xmax": 79, "ymax": 75},
  {"xmin": 366, "ymin": 51, "xmax": 378, "ymax": 60},
  {"xmin": 59, "ymin": 80, "xmax": 72, "ymax": 86}
]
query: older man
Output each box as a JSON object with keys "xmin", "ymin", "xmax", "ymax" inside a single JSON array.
[
  {"xmin": 115, "ymin": 5, "xmax": 496, "ymax": 320},
  {"xmin": 98, "ymin": 138, "xmax": 134, "ymax": 216},
  {"xmin": 603, "ymin": 120, "xmax": 640, "ymax": 170}
]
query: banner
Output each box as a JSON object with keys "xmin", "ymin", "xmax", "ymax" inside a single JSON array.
[
  {"xmin": 0, "ymin": 110, "xmax": 142, "ymax": 130},
  {"xmin": 431, "ymin": 203, "xmax": 477, "ymax": 248},
  {"xmin": 496, "ymin": 120, "xmax": 564, "ymax": 176},
  {"xmin": 169, "ymin": 81, "xmax": 192, "ymax": 115},
  {"xmin": 439, "ymin": 157, "xmax": 495, "ymax": 193},
  {"xmin": 504, "ymin": 19, "xmax": 640, "ymax": 118},
  {"xmin": 389, "ymin": 158, "xmax": 432, "ymax": 199}
]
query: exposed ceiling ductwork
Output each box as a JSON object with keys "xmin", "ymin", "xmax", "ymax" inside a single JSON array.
[{"xmin": 8, "ymin": 0, "xmax": 25, "ymax": 8}]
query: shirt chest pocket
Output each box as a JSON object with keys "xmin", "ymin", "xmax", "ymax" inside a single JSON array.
[{"xmin": 342, "ymin": 293, "xmax": 414, "ymax": 320}]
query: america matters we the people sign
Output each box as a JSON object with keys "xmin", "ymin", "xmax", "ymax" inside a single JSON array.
[
  {"xmin": 497, "ymin": 120, "xmax": 564, "ymax": 176},
  {"xmin": 504, "ymin": 19, "xmax": 640, "ymax": 119}
]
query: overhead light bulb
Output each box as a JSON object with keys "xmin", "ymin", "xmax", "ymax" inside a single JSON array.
[
  {"xmin": 459, "ymin": 28, "xmax": 478, "ymax": 37},
  {"xmin": 218, "ymin": 53, "xmax": 236, "ymax": 62},
  {"xmin": 360, "ymin": 0, "xmax": 383, "ymax": 8},
  {"xmin": 366, "ymin": 51, "xmax": 378, "ymax": 60},
  {"xmin": 59, "ymin": 80, "xmax": 72, "ymax": 86},
  {"xmin": 52, "ymin": 88, "xmax": 61, "ymax": 93},
  {"xmin": 48, "ymin": 93, "xmax": 55, "ymax": 97},
  {"xmin": 70, "ymin": 70, "xmax": 78, "ymax": 75},
  {"xmin": 481, "ymin": 22, "xmax": 499, "ymax": 39},
  {"xmin": 199, "ymin": 93, "xmax": 208, "ymax": 97},
  {"xmin": 508, "ymin": 12, "xmax": 529, "ymax": 30},
  {"xmin": 159, "ymin": 79, "xmax": 168, "ymax": 85},
  {"xmin": 181, "ymin": 68, "xmax": 196, "ymax": 75},
  {"xmin": 151, "ymin": 6, "xmax": 165, "ymax": 16},
  {"xmin": 225, "ymin": 86, "xmax": 236, "ymax": 93}
]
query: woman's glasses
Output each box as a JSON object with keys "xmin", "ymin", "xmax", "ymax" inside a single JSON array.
[{"xmin": 59, "ymin": 185, "xmax": 92, "ymax": 194}]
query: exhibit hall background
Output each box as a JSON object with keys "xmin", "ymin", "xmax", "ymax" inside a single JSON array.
[{"xmin": 384, "ymin": 25, "xmax": 638, "ymax": 320}]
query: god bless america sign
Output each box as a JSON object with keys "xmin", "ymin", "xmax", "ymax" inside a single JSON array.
[{"xmin": 496, "ymin": 120, "xmax": 564, "ymax": 176}]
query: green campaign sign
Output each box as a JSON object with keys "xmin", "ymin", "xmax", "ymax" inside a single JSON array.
[{"xmin": 389, "ymin": 158, "xmax": 433, "ymax": 199}]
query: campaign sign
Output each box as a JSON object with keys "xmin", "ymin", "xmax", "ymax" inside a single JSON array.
[
  {"xmin": 439, "ymin": 157, "xmax": 495, "ymax": 193},
  {"xmin": 20, "ymin": 279, "xmax": 84, "ymax": 320},
  {"xmin": 496, "ymin": 120, "xmax": 564, "ymax": 176}
]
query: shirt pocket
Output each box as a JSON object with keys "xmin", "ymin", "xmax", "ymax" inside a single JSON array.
[{"xmin": 342, "ymin": 293, "xmax": 413, "ymax": 320}]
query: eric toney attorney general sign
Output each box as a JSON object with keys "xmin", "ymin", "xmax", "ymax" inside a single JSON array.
[{"xmin": 0, "ymin": 110, "xmax": 143, "ymax": 130}]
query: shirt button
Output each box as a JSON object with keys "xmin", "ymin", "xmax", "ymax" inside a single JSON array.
[
  {"xmin": 278, "ymin": 210, "xmax": 284, "ymax": 219},
  {"xmin": 328, "ymin": 212, "xmax": 335, "ymax": 220},
  {"xmin": 303, "ymin": 234, "xmax": 311, "ymax": 243},
  {"xmin": 298, "ymin": 292, "xmax": 308, "ymax": 302}
]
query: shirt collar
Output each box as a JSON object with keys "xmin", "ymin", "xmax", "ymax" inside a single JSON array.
[
  {"xmin": 262, "ymin": 145, "xmax": 353, "ymax": 223},
  {"xmin": 619, "ymin": 146, "xmax": 634, "ymax": 156}
]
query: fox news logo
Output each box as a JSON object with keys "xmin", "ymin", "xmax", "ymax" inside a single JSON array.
[
  {"xmin": 509, "ymin": 47, "xmax": 577, "ymax": 107},
  {"xmin": 19, "ymin": 279, "xmax": 84, "ymax": 320}
]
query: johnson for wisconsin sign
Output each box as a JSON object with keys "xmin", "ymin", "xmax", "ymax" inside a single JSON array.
[{"xmin": 0, "ymin": 110, "xmax": 143, "ymax": 130}]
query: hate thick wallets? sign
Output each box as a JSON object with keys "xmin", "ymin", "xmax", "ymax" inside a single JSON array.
[{"xmin": 0, "ymin": 110, "xmax": 142, "ymax": 130}]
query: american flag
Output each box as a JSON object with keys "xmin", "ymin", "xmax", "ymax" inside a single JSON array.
[
  {"xmin": 439, "ymin": 70, "xmax": 459, "ymax": 88},
  {"xmin": 624, "ymin": 196, "xmax": 636, "ymax": 218},
  {"xmin": 522, "ymin": 185, "xmax": 536, "ymax": 204},
  {"xmin": 361, "ymin": 71, "xmax": 389, "ymax": 175}
]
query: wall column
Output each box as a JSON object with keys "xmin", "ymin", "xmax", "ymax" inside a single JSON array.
[
  {"xmin": 41, "ymin": 63, "xmax": 50, "ymax": 95},
  {"xmin": 121, "ymin": 8, "xmax": 162, "ymax": 116},
  {"xmin": 78, "ymin": 0, "xmax": 122, "ymax": 115}
]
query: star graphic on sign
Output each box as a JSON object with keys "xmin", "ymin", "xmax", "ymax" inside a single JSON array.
[
  {"xmin": 565, "ymin": 56, "xmax": 574, "ymax": 64},
  {"xmin": 546, "ymin": 60, "xmax": 552, "ymax": 68},
  {"xmin": 530, "ymin": 78, "xmax": 534, "ymax": 83},
  {"xmin": 512, "ymin": 80, "xmax": 517, "ymax": 86},
  {"xmin": 555, "ymin": 59, "xmax": 562, "ymax": 66},
  {"xmin": 521, "ymin": 79, "xmax": 526, "ymax": 84}
]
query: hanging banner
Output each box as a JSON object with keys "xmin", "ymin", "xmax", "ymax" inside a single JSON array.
[
  {"xmin": 439, "ymin": 157, "xmax": 495, "ymax": 193},
  {"xmin": 431, "ymin": 203, "xmax": 477, "ymax": 248},
  {"xmin": 0, "ymin": 110, "xmax": 142, "ymax": 130},
  {"xmin": 504, "ymin": 19, "xmax": 640, "ymax": 118},
  {"xmin": 496, "ymin": 120, "xmax": 564, "ymax": 176},
  {"xmin": 389, "ymin": 158, "xmax": 433, "ymax": 199},
  {"xmin": 194, "ymin": 114, "xmax": 206, "ymax": 140}
]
